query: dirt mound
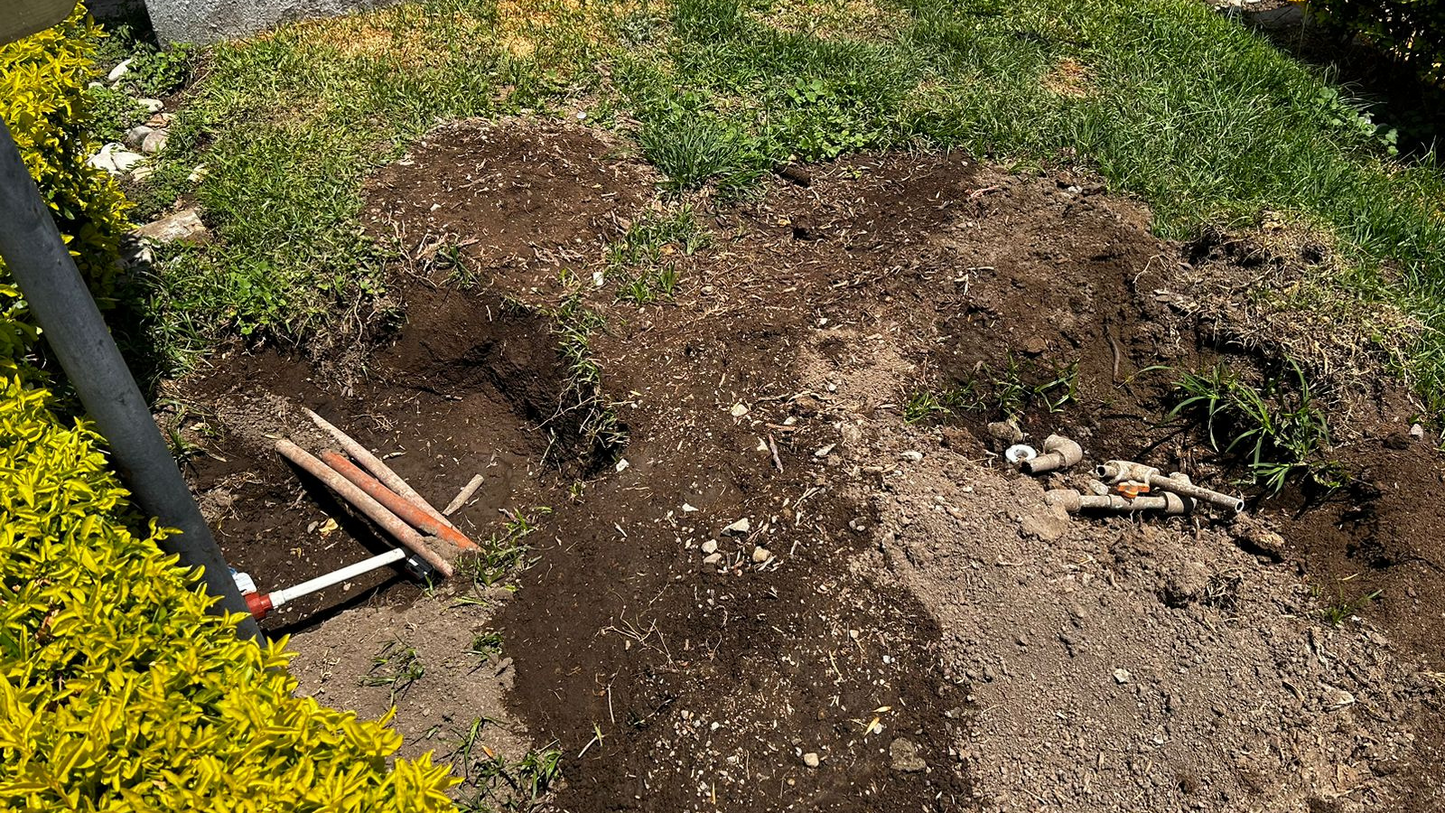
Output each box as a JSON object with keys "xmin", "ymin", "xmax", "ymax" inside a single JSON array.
[
  {"xmin": 176, "ymin": 122, "xmax": 1445, "ymax": 812},
  {"xmin": 362, "ymin": 118, "xmax": 654, "ymax": 285}
]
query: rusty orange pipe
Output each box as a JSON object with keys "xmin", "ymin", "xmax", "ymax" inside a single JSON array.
[
  {"xmin": 303, "ymin": 407, "xmax": 457, "ymax": 530},
  {"xmin": 275, "ymin": 439, "xmax": 454, "ymax": 578},
  {"xmin": 319, "ymin": 449, "xmax": 479, "ymax": 552}
]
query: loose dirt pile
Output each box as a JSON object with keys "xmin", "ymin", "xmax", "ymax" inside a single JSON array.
[{"xmin": 177, "ymin": 120, "xmax": 1445, "ymax": 812}]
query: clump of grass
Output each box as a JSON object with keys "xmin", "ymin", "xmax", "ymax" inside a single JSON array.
[
  {"xmin": 608, "ymin": 207, "xmax": 707, "ymax": 303},
  {"xmin": 453, "ymin": 740, "xmax": 564, "ymax": 813},
  {"xmin": 468, "ymin": 631, "xmax": 504, "ymax": 660},
  {"xmin": 1170, "ymin": 360, "xmax": 1339, "ymax": 492},
  {"xmin": 552, "ymin": 294, "xmax": 627, "ymax": 456},
  {"xmin": 360, "ymin": 641, "xmax": 426, "ymax": 703},
  {"xmin": 454, "ymin": 506, "xmax": 551, "ymax": 591},
  {"xmin": 902, "ymin": 358, "xmax": 1075, "ymax": 424},
  {"xmin": 607, "ymin": 206, "xmax": 711, "ymax": 267},
  {"xmin": 1317, "ymin": 586, "xmax": 1383, "ymax": 626}
]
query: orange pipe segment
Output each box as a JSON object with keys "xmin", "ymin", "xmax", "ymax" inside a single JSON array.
[{"xmin": 319, "ymin": 449, "xmax": 480, "ymax": 552}]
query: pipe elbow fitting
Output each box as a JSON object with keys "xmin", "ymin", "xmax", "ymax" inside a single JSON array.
[{"xmin": 1023, "ymin": 434, "xmax": 1084, "ymax": 474}]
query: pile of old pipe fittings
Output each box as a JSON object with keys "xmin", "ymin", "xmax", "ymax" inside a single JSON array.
[
  {"xmin": 236, "ymin": 408, "xmax": 481, "ymax": 620},
  {"xmin": 1009, "ymin": 433, "xmax": 1245, "ymax": 518}
]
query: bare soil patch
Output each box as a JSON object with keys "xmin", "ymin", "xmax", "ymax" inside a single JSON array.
[{"xmin": 176, "ymin": 120, "xmax": 1445, "ymax": 811}]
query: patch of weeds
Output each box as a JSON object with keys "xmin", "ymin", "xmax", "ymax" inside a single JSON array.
[
  {"xmin": 607, "ymin": 206, "xmax": 711, "ymax": 267},
  {"xmin": 468, "ymin": 631, "xmax": 504, "ymax": 660},
  {"xmin": 456, "ymin": 742, "xmax": 564, "ymax": 812},
  {"xmin": 123, "ymin": 42, "xmax": 195, "ymax": 97},
  {"xmin": 638, "ymin": 110, "xmax": 763, "ymax": 193},
  {"xmin": 1315, "ymin": 584, "xmax": 1383, "ymax": 626},
  {"xmin": 154, "ymin": 396, "xmax": 217, "ymax": 465},
  {"xmin": 900, "ymin": 379, "xmax": 986, "ymax": 424},
  {"xmin": 1170, "ymin": 360, "xmax": 1336, "ymax": 492},
  {"xmin": 608, "ymin": 207, "xmax": 706, "ymax": 304},
  {"xmin": 552, "ymin": 294, "xmax": 627, "ymax": 457},
  {"xmin": 454, "ymin": 506, "xmax": 551, "ymax": 591},
  {"xmin": 86, "ymin": 85, "xmax": 149, "ymax": 142},
  {"xmin": 359, "ymin": 641, "xmax": 425, "ymax": 703}
]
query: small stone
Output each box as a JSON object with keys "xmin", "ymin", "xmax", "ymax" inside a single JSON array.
[
  {"xmin": 122, "ymin": 125, "xmax": 153, "ymax": 150},
  {"xmin": 615, "ymin": 458, "xmax": 630, "ymax": 472},
  {"xmin": 722, "ymin": 518, "xmax": 751, "ymax": 535},
  {"xmin": 145, "ymin": 112, "xmax": 174, "ymax": 128},
  {"xmin": 813, "ymin": 443, "xmax": 836, "ymax": 458},
  {"xmin": 986, "ymin": 420, "xmax": 1024, "ymax": 445},
  {"xmin": 129, "ymin": 164, "xmax": 155, "ymax": 182},
  {"xmin": 802, "ymin": 752, "xmax": 820, "ymax": 768},
  {"xmin": 1021, "ymin": 335, "xmax": 1049, "ymax": 356},
  {"xmin": 702, "ymin": 552, "xmax": 722, "ymax": 565},
  {"xmin": 730, "ymin": 403, "xmax": 748, "ymax": 417},
  {"xmin": 682, "ymin": 502, "xmax": 698, "ymax": 513},
  {"xmin": 701, "ymin": 539, "xmax": 718, "ymax": 555},
  {"xmin": 1113, "ymin": 668, "xmax": 1131, "ymax": 684},
  {"xmin": 1019, "ymin": 504, "xmax": 1070, "ymax": 541},
  {"xmin": 889, "ymin": 738, "xmax": 926, "ymax": 772},
  {"xmin": 132, "ymin": 208, "xmax": 209, "ymax": 244},
  {"xmin": 87, "ymin": 143, "xmax": 146, "ymax": 175},
  {"xmin": 899, "ymin": 450, "xmax": 923, "ymax": 462},
  {"xmin": 137, "ymin": 97, "xmax": 164, "ymax": 113},
  {"xmin": 188, "ymin": 163, "xmax": 209, "ymax": 183},
  {"xmin": 751, "ymin": 546, "xmax": 771, "ymax": 563},
  {"xmin": 1410, "ymin": 423, "xmax": 1425, "ymax": 440},
  {"xmin": 107, "ymin": 58, "xmax": 133, "ymax": 83},
  {"xmin": 141, "ymin": 130, "xmax": 168, "ymax": 155},
  {"xmin": 1322, "ymin": 685, "xmax": 1356, "ymax": 710}
]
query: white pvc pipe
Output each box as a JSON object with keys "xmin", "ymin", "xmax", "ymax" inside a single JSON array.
[{"xmin": 268, "ymin": 548, "xmax": 406, "ymax": 609}]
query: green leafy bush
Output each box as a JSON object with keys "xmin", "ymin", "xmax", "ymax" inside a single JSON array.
[
  {"xmin": 1309, "ymin": 0, "xmax": 1445, "ymax": 82},
  {"xmin": 0, "ymin": 9, "xmax": 459, "ymax": 811}
]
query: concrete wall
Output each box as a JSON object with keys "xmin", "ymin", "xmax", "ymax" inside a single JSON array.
[{"xmin": 140, "ymin": 0, "xmax": 390, "ymax": 43}]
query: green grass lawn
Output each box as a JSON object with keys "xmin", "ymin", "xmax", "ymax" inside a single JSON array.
[{"xmin": 126, "ymin": 0, "xmax": 1445, "ymax": 406}]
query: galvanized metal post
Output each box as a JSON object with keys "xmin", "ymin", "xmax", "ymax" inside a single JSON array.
[{"xmin": 0, "ymin": 121, "xmax": 262, "ymax": 641}]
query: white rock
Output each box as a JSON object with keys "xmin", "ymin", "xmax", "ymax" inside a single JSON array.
[
  {"xmin": 1410, "ymin": 423, "xmax": 1425, "ymax": 440},
  {"xmin": 722, "ymin": 518, "xmax": 750, "ymax": 535},
  {"xmin": 141, "ymin": 130, "xmax": 168, "ymax": 155},
  {"xmin": 702, "ymin": 552, "xmax": 722, "ymax": 565},
  {"xmin": 701, "ymin": 540, "xmax": 718, "ymax": 555},
  {"xmin": 615, "ymin": 458, "xmax": 630, "ymax": 472},
  {"xmin": 187, "ymin": 164, "xmax": 209, "ymax": 183},
  {"xmin": 730, "ymin": 403, "xmax": 748, "ymax": 417},
  {"xmin": 813, "ymin": 443, "xmax": 836, "ymax": 458},
  {"xmin": 900, "ymin": 450, "xmax": 924, "ymax": 462},
  {"xmin": 682, "ymin": 502, "xmax": 698, "ymax": 513},
  {"xmin": 1112, "ymin": 668, "xmax": 1131, "ymax": 684},
  {"xmin": 131, "ymin": 208, "xmax": 209, "ymax": 244},
  {"xmin": 751, "ymin": 546, "xmax": 770, "ymax": 563},
  {"xmin": 122, "ymin": 125, "xmax": 153, "ymax": 150},
  {"xmin": 87, "ymin": 143, "xmax": 145, "ymax": 175},
  {"xmin": 137, "ymin": 97, "xmax": 164, "ymax": 113},
  {"xmin": 802, "ymin": 752, "xmax": 820, "ymax": 768},
  {"xmin": 130, "ymin": 164, "xmax": 155, "ymax": 182},
  {"xmin": 107, "ymin": 58, "xmax": 133, "ymax": 83}
]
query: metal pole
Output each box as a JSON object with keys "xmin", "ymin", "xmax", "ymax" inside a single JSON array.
[{"xmin": 0, "ymin": 122, "xmax": 262, "ymax": 641}]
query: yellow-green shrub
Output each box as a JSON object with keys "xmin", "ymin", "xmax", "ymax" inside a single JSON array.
[
  {"xmin": 0, "ymin": 368, "xmax": 457, "ymax": 811},
  {"xmin": 0, "ymin": 5, "xmax": 130, "ymax": 307},
  {"xmin": 0, "ymin": 10, "xmax": 458, "ymax": 812}
]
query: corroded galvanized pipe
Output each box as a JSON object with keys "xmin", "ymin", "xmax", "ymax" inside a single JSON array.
[
  {"xmin": 1096, "ymin": 461, "xmax": 1244, "ymax": 513},
  {"xmin": 303, "ymin": 407, "xmax": 456, "ymax": 530},
  {"xmin": 1022, "ymin": 434, "xmax": 1084, "ymax": 474},
  {"xmin": 319, "ymin": 449, "xmax": 478, "ymax": 552},
  {"xmin": 1046, "ymin": 489, "xmax": 1190, "ymax": 515},
  {"xmin": 275, "ymin": 439, "xmax": 454, "ymax": 578}
]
